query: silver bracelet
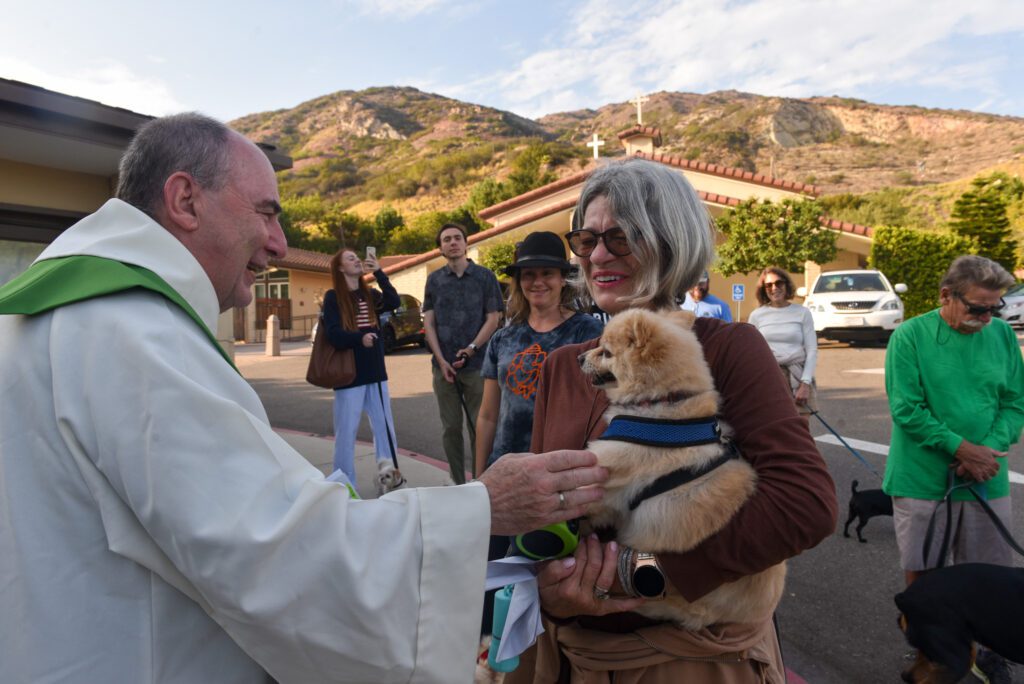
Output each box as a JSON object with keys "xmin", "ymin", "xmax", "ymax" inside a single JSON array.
[{"xmin": 616, "ymin": 545, "xmax": 667, "ymax": 599}]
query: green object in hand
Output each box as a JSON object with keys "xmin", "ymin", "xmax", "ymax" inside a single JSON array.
[{"xmin": 514, "ymin": 520, "xmax": 580, "ymax": 560}]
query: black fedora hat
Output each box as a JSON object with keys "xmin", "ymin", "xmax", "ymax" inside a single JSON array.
[{"xmin": 503, "ymin": 231, "xmax": 573, "ymax": 276}]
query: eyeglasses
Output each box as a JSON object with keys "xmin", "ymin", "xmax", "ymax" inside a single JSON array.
[
  {"xmin": 565, "ymin": 228, "xmax": 632, "ymax": 258},
  {"xmin": 956, "ymin": 293, "xmax": 1006, "ymax": 316},
  {"xmin": 764, "ymin": 281, "xmax": 787, "ymax": 291}
]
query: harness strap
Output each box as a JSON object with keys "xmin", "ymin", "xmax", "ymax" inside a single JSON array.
[
  {"xmin": 596, "ymin": 415, "xmax": 738, "ymax": 512},
  {"xmin": 598, "ymin": 415, "xmax": 721, "ymax": 448},
  {"xmin": 627, "ymin": 444, "xmax": 740, "ymax": 512}
]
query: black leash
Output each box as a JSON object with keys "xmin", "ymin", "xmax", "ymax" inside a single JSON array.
[
  {"xmin": 375, "ymin": 381, "xmax": 400, "ymax": 470},
  {"xmin": 809, "ymin": 410, "xmax": 883, "ymax": 482},
  {"xmin": 922, "ymin": 465, "xmax": 1024, "ymax": 568}
]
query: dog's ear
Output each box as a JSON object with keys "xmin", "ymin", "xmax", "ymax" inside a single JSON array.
[
  {"xmin": 624, "ymin": 310, "xmax": 655, "ymax": 350},
  {"xmin": 666, "ymin": 309, "xmax": 697, "ymax": 330}
]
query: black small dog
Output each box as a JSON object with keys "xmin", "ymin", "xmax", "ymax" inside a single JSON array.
[
  {"xmin": 842, "ymin": 479, "xmax": 893, "ymax": 543},
  {"xmin": 896, "ymin": 563, "xmax": 1024, "ymax": 683}
]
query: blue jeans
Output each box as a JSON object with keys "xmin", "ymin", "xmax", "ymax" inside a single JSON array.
[{"xmin": 332, "ymin": 381, "xmax": 398, "ymax": 483}]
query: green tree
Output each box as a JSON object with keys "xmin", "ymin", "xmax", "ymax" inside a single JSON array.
[
  {"xmin": 868, "ymin": 225, "xmax": 976, "ymax": 318},
  {"xmin": 716, "ymin": 199, "xmax": 837, "ymax": 276},
  {"xmin": 338, "ymin": 212, "xmax": 376, "ymax": 252},
  {"xmin": 280, "ymin": 194, "xmax": 343, "ymax": 253},
  {"xmin": 478, "ymin": 240, "xmax": 518, "ymax": 281},
  {"xmin": 949, "ymin": 173, "xmax": 1021, "ymax": 272},
  {"xmin": 372, "ymin": 206, "xmax": 405, "ymax": 251},
  {"xmin": 388, "ymin": 221, "xmax": 436, "ymax": 254},
  {"xmin": 506, "ymin": 142, "xmax": 556, "ymax": 196}
]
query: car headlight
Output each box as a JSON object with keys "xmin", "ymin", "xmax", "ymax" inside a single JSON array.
[
  {"xmin": 880, "ymin": 299, "xmax": 901, "ymax": 311},
  {"xmin": 805, "ymin": 300, "xmax": 825, "ymax": 313}
]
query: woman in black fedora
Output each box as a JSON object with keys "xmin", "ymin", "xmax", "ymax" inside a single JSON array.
[
  {"xmin": 474, "ymin": 231, "xmax": 604, "ymax": 477},
  {"xmin": 473, "ymin": 230, "xmax": 604, "ymax": 669}
]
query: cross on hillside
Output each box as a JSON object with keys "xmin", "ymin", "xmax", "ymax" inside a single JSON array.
[
  {"xmin": 630, "ymin": 93, "xmax": 650, "ymax": 124},
  {"xmin": 587, "ymin": 133, "xmax": 605, "ymax": 159}
]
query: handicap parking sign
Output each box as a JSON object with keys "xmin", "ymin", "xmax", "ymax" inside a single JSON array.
[{"xmin": 732, "ymin": 284, "xmax": 745, "ymax": 301}]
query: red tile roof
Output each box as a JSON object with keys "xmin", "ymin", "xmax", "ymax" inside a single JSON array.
[
  {"xmin": 818, "ymin": 217, "xmax": 874, "ymax": 238},
  {"xmin": 477, "ymin": 151, "xmax": 817, "ymax": 224},
  {"xmin": 383, "ymin": 197, "xmax": 871, "ymax": 277},
  {"xmin": 477, "ymin": 168, "xmax": 593, "ymax": 220},
  {"xmin": 635, "ymin": 151, "xmax": 820, "ymax": 196},
  {"xmin": 617, "ymin": 125, "xmax": 663, "ymax": 146},
  {"xmin": 271, "ymin": 247, "xmax": 331, "ymax": 272}
]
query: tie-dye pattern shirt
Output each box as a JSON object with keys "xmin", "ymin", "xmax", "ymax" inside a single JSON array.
[{"xmin": 480, "ymin": 312, "xmax": 604, "ymax": 467}]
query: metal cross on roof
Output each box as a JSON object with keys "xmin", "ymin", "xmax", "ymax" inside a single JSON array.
[
  {"xmin": 587, "ymin": 133, "xmax": 605, "ymax": 159},
  {"xmin": 630, "ymin": 93, "xmax": 650, "ymax": 125}
]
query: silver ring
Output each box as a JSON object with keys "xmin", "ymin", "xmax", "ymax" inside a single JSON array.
[
  {"xmin": 593, "ymin": 586, "xmax": 610, "ymax": 600},
  {"xmin": 558, "ymin": 491, "xmax": 567, "ymax": 510}
]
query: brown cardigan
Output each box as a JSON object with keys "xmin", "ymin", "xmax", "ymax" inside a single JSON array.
[{"xmin": 530, "ymin": 317, "xmax": 838, "ymax": 630}]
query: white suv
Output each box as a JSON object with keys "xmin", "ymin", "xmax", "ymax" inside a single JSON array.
[{"xmin": 797, "ymin": 269, "xmax": 908, "ymax": 344}]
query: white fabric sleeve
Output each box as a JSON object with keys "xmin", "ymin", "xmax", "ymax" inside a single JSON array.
[
  {"xmin": 50, "ymin": 293, "xmax": 490, "ymax": 683},
  {"xmin": 799, "ymin": 306, "xmax": 818, "ymax": 384}
]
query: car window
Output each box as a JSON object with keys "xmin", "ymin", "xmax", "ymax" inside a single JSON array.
[
  {"xmin": 813, "ymin": 273, "xmax": 886, "ymax": 293},
  {"xmin": 1005, "ymin": 283, "xmax": 1024, "ymax": 298}
]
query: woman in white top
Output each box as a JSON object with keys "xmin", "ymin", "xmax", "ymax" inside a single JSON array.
[{"xmin": 748, "ymin": 266, "xmax": 818, "ymax": 413}]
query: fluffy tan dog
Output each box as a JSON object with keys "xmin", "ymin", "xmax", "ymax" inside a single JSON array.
[{"xmin": 578, "ymin": 308, "xmax": 786, "ymax": 629}]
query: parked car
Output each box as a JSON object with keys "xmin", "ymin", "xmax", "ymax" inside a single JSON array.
[
  {"xmin": 310, "ymin": 294, "xmax": 426, "ymax": 354},
  {"xmin": 797, "ymin": 269, "xmax": 908, "ymax": 344},
  {"xmin": 999, "ymin": 282, "xmax": 1024, "ymax": 328},
  {"xmin": 379, "ymin": 294, "xmax": 426, "ymax": 354}
]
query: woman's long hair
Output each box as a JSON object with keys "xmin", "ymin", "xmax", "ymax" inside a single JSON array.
[{"xmin": 329, "ymin": 248, "xmax": 379, "ymax": 331}]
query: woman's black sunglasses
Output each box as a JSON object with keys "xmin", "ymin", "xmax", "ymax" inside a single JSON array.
[
  {"xmin": 564, "ymin": 228, "xmax": 632, "ymax": 258},
  {"xmin": 956, "ymin": 293, "xmax": 1006, "ymax": 316}
]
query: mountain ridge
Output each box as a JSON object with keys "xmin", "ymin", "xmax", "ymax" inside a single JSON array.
[{"xmin": 230, "ymin": 86, "xmax": 1024, "ymax": 214}]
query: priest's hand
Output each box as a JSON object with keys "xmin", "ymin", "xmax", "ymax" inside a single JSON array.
[{"xmin": 478, "ymin": 450, "xmax": 607, "ymax": 536}]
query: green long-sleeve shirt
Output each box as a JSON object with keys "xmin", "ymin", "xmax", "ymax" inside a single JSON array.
[{"xmin": 883, "ymin": 309, "xmax": 1024, "ymax": 500}]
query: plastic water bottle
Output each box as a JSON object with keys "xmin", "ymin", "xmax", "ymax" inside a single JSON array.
[{"xmin": 488, "ymin": 585, "xmax": 520, "ymax": 672}]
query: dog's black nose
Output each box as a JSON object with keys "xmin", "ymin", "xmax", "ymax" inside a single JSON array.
[{"xmin": 577, "ymin": 352, "xmax": 587, "ymax": 368}]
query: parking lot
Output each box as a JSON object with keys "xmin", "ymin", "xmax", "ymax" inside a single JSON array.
[{"xmin": 239, "ymin": 330, "xmax": 1024, "ymax": 683}]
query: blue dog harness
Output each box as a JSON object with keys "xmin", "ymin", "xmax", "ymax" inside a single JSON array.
[{"xmin": 597, "ymin": 415, "xmax": 740, "ymax": 511}]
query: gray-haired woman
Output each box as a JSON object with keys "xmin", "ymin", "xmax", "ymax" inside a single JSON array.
[{"xmin": 507, "ymin": 158, "xmax": 837, "ymax": 683}]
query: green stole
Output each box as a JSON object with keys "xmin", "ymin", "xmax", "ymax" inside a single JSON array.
[
  {"xmin": 0, "ymin": 255, "xmax": 236, "ymax": 372},
  {"xmin": 0, "ymin": 255, "xmax": 362, "ymax": 498}
]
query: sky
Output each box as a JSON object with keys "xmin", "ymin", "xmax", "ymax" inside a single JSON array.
[{"xmin": 3, "ymin": 0, "xmax": 1023, "ymax": 123}]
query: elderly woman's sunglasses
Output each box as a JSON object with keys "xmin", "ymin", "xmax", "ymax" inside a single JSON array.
[
  {"xmin": 564, "ymin": 228, "xmax": 632, "ymax": 258},
  {"xmin": 956, "ymin": 293, "xmax": 1006, "ymax": 316}
]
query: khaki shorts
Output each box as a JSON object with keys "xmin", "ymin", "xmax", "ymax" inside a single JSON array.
[{"xmin": 893, "ymin": 496, "xmax": 1013, "ymax": 571}]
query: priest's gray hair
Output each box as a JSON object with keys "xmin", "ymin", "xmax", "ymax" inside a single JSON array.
[
  {"xmin": 116, "ymin": 112, "xmax": 232, "ymax": 219},
  {"xmin": 572, "ymin": 158, "xmax": 715, "ymax": 310},
  {"xmin": 940, "ymin": 254, "xmax": 1015, "ymax": 296}
]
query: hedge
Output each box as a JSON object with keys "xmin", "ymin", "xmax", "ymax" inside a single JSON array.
[{"xmin": 868, "ymin": 225, "xmax": 976, "ymax": 319}]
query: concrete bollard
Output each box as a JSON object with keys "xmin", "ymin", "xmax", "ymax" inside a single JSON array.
[{"xmin": 265, "ymin": 314, "xmax": 281, "ymax": 356}]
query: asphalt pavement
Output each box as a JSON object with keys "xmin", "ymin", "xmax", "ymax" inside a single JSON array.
[{"xmin": 238, "ymin": 334, "xmax": 1024, "ymax": 684}]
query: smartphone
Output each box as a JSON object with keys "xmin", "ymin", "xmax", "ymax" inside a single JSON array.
[{"xmin": 366, "ymin": 246, "xmax": 377, "ymax": 260}]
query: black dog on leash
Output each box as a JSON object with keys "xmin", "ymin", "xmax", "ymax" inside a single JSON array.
[
  {"xmin": 842, "ymin": 480, "xmax": 893, "ymax": 543},
  {"xmin": 896, "ymin": 563, "xmax": 1024, "ymax": 683}
]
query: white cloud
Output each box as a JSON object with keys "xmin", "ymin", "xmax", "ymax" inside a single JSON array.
[
  {"xmin": 456, "ymin": 0, "xmax": 1024, "ymax": 118},
  {"xmin": 0, "ymin": 57, "xmax": 187, "ymax": 116}
]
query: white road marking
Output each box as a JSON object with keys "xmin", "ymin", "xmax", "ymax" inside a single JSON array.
[
  {"xmin": 814, "ymin": 435, "xmax": 1024, "ymax": 484},
  {"xmin": 814, "ymin": 434, "xmax": 888, "ymax": 454},
  {"xmin": 842, "ymin": 368, "xmax": 885, "ymax": 375}
]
